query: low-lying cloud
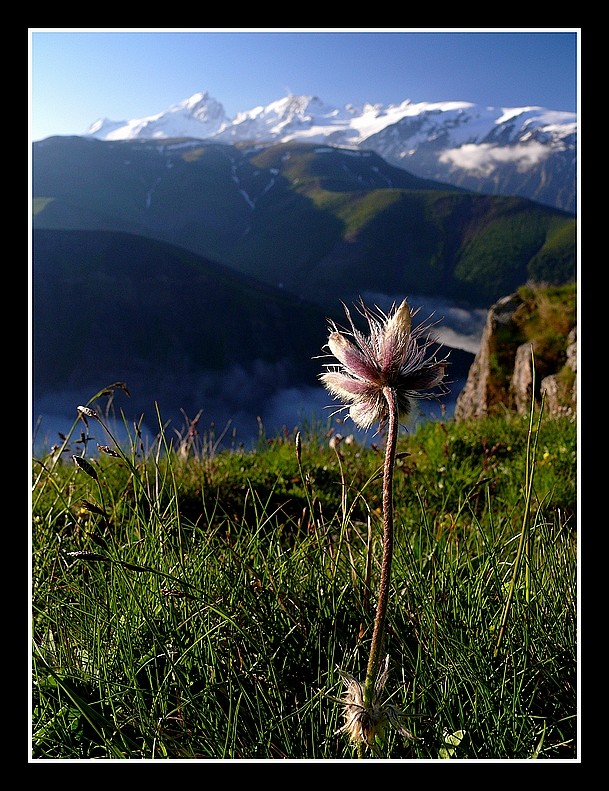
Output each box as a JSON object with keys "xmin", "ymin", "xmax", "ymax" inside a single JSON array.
[
  {"xmin": 32, "ymin": 296, "xmax": 485, "ymax": 454},
  {"xmin": 439, "ymin": 141, "xmax": 553, "ymax": 176},
  {"xmin": 359, "ymin": 291, "xmax": 487, "ymax": 354}
]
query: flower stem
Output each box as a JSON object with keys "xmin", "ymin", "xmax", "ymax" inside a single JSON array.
[{"xmin": 363, "ymin": 386, "xmax": 398, "ymax": 709}]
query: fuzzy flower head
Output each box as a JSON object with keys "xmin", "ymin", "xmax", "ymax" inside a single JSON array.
[
  {"xmin": 336, "ymin": 659, "xmax": 420, "ymax": 751},
  {"xmin": 319, "ymin": 298, "xmax": 449, "ymax": 430}
]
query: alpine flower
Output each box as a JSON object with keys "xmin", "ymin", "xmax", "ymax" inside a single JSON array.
[
  {"xmin": 319, "ymin": 298, "xmax": 449, "ymax": 431},
  {"xmin": 319, "ymin": 297, "xmax": 448, "ymax": 756}
]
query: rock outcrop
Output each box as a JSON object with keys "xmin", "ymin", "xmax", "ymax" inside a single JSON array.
[
  {"xmin": 454, "ymin": 289, "xmax": 576, "ymax": 421},
  {"xmin": 539, "ymin": 327, "xmax": 577, "ymax": 417}
]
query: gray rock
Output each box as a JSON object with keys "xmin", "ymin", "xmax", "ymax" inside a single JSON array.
[{"xmin": 455, "ymin": 291, "xmax": 576, "ymax": 421}]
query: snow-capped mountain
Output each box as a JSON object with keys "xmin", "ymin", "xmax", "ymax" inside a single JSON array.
[
  {"xmin": 87, "ymin": 91, "xmax": 230, "ymax": 141},
  {"xmin": 84, "ymin": 91, "xmax": 577, "ymax": 213}
]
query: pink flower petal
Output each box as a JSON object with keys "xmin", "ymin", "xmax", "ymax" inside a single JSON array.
[
  {"xmin": 350, "ymin": 401, "xmax": 383, "ymax": 430},
  {"xmin": 320, "ymin": 372, "xmax": 375, "ymax": 400},
  {"xmin": 328, "ymin": 333, "xmax": 378, "ymax": 381},
  {"xmin": 404, "ymin": 364, "xmax": 447, "ymax": 390},
  {"xmin": 378, "ymin": 300, "xmax": 411, "ymax": 370}
]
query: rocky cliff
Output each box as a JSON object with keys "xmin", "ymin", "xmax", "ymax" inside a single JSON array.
[{"xmin": 454, "ymin": 285, "xmax": 576, "ymax": 421}]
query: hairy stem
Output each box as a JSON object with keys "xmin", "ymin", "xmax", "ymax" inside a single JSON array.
[{"xmin": 363, "ymin": 386, "xmax": 398, "ymax": 708}]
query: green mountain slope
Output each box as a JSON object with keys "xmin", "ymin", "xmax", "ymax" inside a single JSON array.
[
  {"xmin": 33, "ymin": 137, "xmax": 575, "ymax": 310},
  {"xmin": 33, "ymin": 227, "xmax": 476, "ymax": 442},
  {"xmin": 32, "ymin": 228, "xmax": 331, "ymax": 430}
]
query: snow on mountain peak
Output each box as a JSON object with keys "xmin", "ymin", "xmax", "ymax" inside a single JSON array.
[
  {"xmin": 84, "ymin": 117, "xmax": 129, "ymax": 138},
  {"xmin": 84, "ymin": 90, "xmax": 575, "ymax": 151},
  {"xmin": 179, "ymin": 91, "xmax": 211, "ymax": 109},
  {"xmin": 260, "ymin": 94, "xmax": 342, "ymax": 126},
  {"xmin": 79, "ymin": 90, "xmax": 576, "ymax": 212},
  {"xmin": 85, "ymin": 91, "xmax": 230, "ymax": 142},
  {"xmin": 173, "ymin": 91, "xmax": 227, "ymax": 123}
]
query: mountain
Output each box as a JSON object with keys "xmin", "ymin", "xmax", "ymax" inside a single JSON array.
[
  {"xmin": 31, "ymin": 227, "xmax": 331, "ymax": 442},
  {"xmin": 32, "ymin": 228, "xmax": 475, "ymax": 447},
  {"xmin": 32, "ymin": 130, "xmax": 574, "ymax": 447},
  {"xmin": 87, "ymin": 91, "xmax": 230, "ymax": 141},
  {"xmin": 33, "ymin": 136, "xmax": 576, "ymax": 311},
  {"xmin": 83, "ymin": 91, "xmax": 577, "ymax": 213}
]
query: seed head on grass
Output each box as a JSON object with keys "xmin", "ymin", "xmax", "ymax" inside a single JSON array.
[
  {"xmin": 97, "ymin": 444, "xmax": 120, "ymax": 457},
  {"xmin": 77, "ymin": 406, "xmax": 99, "ymax": 420},
  {"xmin": 337, "ymin": 657, "xmax": 420, "ymax": 750},
  {"xmin": 72, "ymin": 455, "xmax": 98, "ymax": 481}
]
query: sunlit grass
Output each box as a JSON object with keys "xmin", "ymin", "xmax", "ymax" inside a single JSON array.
[{"xmin": 31, "ymin": 385, "xmax": 577, "ymax": 760}]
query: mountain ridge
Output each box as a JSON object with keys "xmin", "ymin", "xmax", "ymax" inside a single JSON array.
[
  {"xmin": 32, "ymin": 227, "xmax": 476, "ymax": 447},
  {"xmin": 80, "ymin": 90, "xmax": 576, "ymax": 213},
  {"xmin": 33, "ymin": 136, "xmax": 575, "ymax": 311}
]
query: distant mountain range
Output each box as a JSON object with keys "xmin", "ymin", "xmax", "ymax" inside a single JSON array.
[
  {"xmin": 83, "ymin": 91, "xmax": 577, "ymax": 213},
  {"xmin": 33, "ymin": 136, "xmax": 575, "ymax": 312},
  {"xmin": 32, "ymin": 228, "xmax": 330, "ymax": 437},
  {"xmin": 32, "ymin": 227, "xmax": 477, "ymax": 446},
  {"xmin": 31, "ymin": 127, "xmax": 576, "ymax": 447}
]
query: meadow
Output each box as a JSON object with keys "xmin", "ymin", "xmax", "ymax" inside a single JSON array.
[{"xmin": 31, "ymin": 381, "xmax": 577, "ymax": 761}]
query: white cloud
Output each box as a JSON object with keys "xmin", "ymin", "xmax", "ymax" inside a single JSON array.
[{"xmin": 439, "ymin": 142, "xmax": 553, "ymax": 176}]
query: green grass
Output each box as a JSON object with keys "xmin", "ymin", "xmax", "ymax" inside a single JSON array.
[{"xmin": 31, "ymin": 389, "xmax": 577, "ymax": 760}]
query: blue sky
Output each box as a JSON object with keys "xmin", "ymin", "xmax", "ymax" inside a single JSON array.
[{"xmin": 29, "ymin": 28, "xmax": 579, "ymax": 142}]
